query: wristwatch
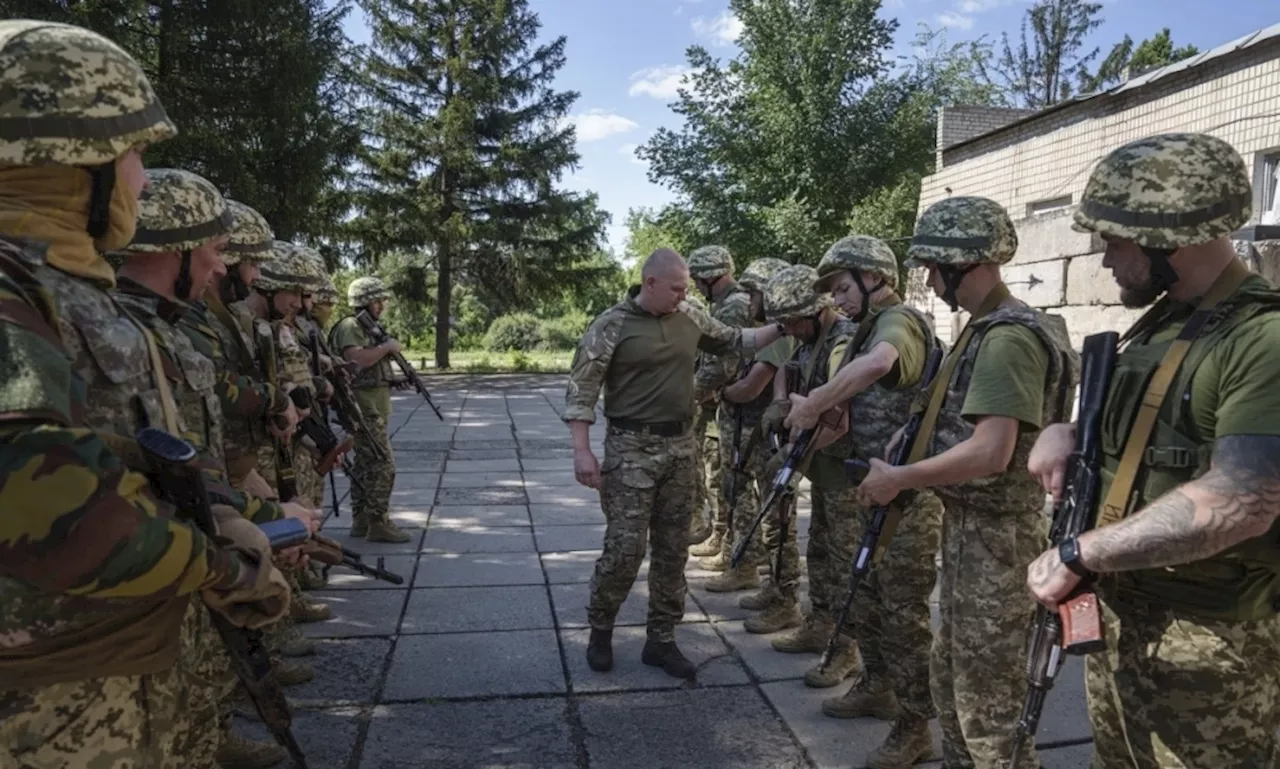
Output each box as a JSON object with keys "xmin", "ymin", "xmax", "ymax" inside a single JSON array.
[{"xmin": 1059, "ymin": 535, "xmax": 1091, "ymax": 577}]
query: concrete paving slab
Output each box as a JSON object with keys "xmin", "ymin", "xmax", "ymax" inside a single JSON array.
[
  {"xmin": 447, "ymin": 448, "xmax": 519, "ymax": 460},
  {"xmin": 359, "ymin": 700, "xmax": 577, "ymax": 769},
  {"xmin": 578, "ymin": 688, "xmax": 807, "ymax": 769},
  {"xmin": 521, "ymin": 458, "xmax": 575, "ymax": 472},
  {"xmin": 285, "ymin": 638, "xmax": 391, "ymax": 707},
  {"xmin": 428, "ymin": 504, "xmax": 531, "ymax": 528},
  {"xmin": 450, "ymin": 438, "xmax": 519, "ymax": 450},
  {"xmin": 717, "ymin": 622, "xmax": 817, "ymax": 683},
  {"xmin": 522, "ymin": 470, "xmax": 579, "ymax": 488},
  {"xmin": 235, "ymin": 707, "xmax": 361, "ymax": 769},
  {"xmin": 688, "ymin": 580, "xmax": 756, "ymax": 623},
  {"xmin": 322, "ymin": 528, "xmax": 423, "ymax": 556},
  {"xmin": 300, "ymin": 589, "xmax": 407, "ymax": 638},
  {"xmin": 526, "ymin": 485, "xmax": 599, "ymax": 506},
  {"xmin": 382, "ymin": 453, "xmax": 446, "ymax": 473},
  {"xmin": 441, "ymin": 458, "xmax": 523, "ymax": 473},
  {"xmin": 415, "ymin": 552, "xmax": 545, "ymax": 587},
  {"xmin": 549, "ymin": 580, "xmax": 706, "ymax": 629},
  {"xmin": 534, "ymin": 523, "xmax": 605, "ymax": 553},
  {"xmin": 320, "ymin": 555, "xmax": 416, "ymax": 590},
  {"xmin": 562, "ymin": 623, "xmax": 748, "ymax": 693},
  {"xmin": 541, "ymin": 550, "xmax": 651, "ymax": 584},
  {"xmin": 435, "ymin": 486, "xmax": 528, "ymax": 506},
  {"xmin": 422, "ymin": 526, "xmax": 537, "ymax": 554},
  {"xmin": 529, "ymin": 503, "xmax": 603, "ymax": 526},
  {"xmin": 383, "ymin": 629, "xmax": 565, "ymax": 700},
  {"xmin": 401, "ymin": 584, "xmax": 554, "ymax": 634}
]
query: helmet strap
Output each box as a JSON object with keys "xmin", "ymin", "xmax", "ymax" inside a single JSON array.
[
  {"xmin": 222, "ymin": 271, "xmax": 250, "ymax": 303},
  {"xmin": 1141, "ymin": 246, "xmax": 1179, "ymax": 293},
  {"xmin": 86, "ymin": 163, "xmax": 116, "ymax": 239},
  {"xmin": 849, "ymin": 272, "xmax": 886, "ymax": 322},
  {"xmin": 174, "ymin": 249, "xmax": 194, "ymax": 300},
  {"xmin": 936, "ymin": 264, "xmax": 977, "ymax": 313}
]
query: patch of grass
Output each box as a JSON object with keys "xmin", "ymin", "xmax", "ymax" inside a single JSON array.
[{"xmin": 403, "ymin": 349, "xmax": 573, "ymax": 374}]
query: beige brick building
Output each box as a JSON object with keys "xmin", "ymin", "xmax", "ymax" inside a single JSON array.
[{"xmin": 907, "ymin": 22, "xmax": 1280, "ymax": 349}]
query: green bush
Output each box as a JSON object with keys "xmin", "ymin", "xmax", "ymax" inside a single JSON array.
[
  {"xmin": 484, "ymin": 312, "xmax": 541, "ymax": 351},
  {"xmin": 536, "ymin": 312, "xmax": 589, "ymax": 351}
]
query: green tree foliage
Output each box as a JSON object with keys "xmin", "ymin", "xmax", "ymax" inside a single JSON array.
[
  {"xmin": 981, "ymin": 0, "xmax": 1105, "ymax": 108},
  {"xmin": 354, "ymin": 0, "xmax": 604, "ymax": 369},
  {"xmin": 1085, "ymin": 28, "xmax": 1200, "ymax": 92}
]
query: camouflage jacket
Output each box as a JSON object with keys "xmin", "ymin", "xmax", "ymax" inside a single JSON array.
[
  {"xmin": 330, "ymin": 314, "xmax": 393, "ymax": 391},
  {"xmin": 923, "ymin": 305, "xmax": 1079, "ymax": 511},
  {"xmin": 694, "ymin": 284, "xmax": 753, "ymax": 399},
  {"xmin": 0, "ymin": 239, "xmax": 237, "ymax": 674},
  {"xmin": 792, "ymin": 314, "xmax": 860, "ymax": 480},
  {"xmin": 176, "ymin": 297, "xmax": 287, "ymax": 465}
]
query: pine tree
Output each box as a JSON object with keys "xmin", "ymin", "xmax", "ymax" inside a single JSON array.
[{"xmin": 355, "ymin": 0, "xmax": 602, "ymax": 369}]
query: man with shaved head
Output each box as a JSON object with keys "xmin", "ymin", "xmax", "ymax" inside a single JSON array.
[{"xmin": 564, "ymin": 247, "xmax": 785, "ymax": 678}]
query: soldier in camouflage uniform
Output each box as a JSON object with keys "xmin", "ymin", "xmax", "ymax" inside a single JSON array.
[
  {"xmin": 115, "ymin": 168, "xmax": 312, "ymax": 769},
  {"xmin": 565, "ymin": 248, "xmax": 785, "ymax": 678},
  {"xmin": 781, "ymin": 237, "xmax": 945, "ymax": 768},
  {"xmin": 858, "ymin": 197, "xmax": 1078, "ymax": 769},
  {"xmin": 1026, "ymin": 133, "xmax": 1280, "ymax": 769},
  {"xmin": 758, "ymin": 265, "xmax": 864, "ymax": 691},
  {"xmin": 0, "ymin": 21, "xmax": 291, "ymax": 769},
  {"xmin": 685, "ymin": 281, "xmax": 721, "ymax": 550},
  {"xmin": 329, "ymin": 276, "xmax": 413, "ymax": 543}
]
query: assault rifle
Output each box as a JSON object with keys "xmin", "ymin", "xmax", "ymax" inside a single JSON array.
[
  {"xmin": 288, "ymin": 387, "xmax": 364, "ymax": 501},
  {"xmin": 255, "ymin": 324, "xmax": 297, "ymax": 502},
  {"xmin": 260, "ymin": 518, "xmax": 405, "ymax": 585},
  {"xmin": 136, "ymin": 427, "xmax": 309, "ymax": 769},
  {"xmin": 1007, "ymin": 331, "xmax": 1116, "ymax": 768},
  {"xmin": 816, "ymin": 346, "xmax": 944, "ymax": 674},
  {"xmin": 722, "ymin": 360, "xmax": 753, "ymax": 528},
  {"xmin": 306, "ymin": 327, "xmax": 387, "ymax": 462},
  {"xmin": 354, "ymin": 309, "xmax": 443, "ymax": 420}
]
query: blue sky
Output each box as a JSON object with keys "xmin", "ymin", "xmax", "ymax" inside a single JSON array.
[{"xmin": 342, "ymin": 0, "xmax": 1271, "ymax": 254}]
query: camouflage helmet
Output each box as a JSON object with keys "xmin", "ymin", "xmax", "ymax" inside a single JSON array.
[
  {"xmin": 0, "ymin": 21, "xmax": 177, "ymax": 166},
  {"xmin": 764, "ymin": 265, "xmax": 829, "ymax": 322},
  {"xmin": 223, "ymin": 200, "xmax": 274, "ymax": 266},
  {"xmin": 738, "ymin": 258, "xmax": 790, "ymax": 293},
  {"xmin": 687, "ymin": 245, "xmax": 734, "ymax": 280},
  {"xmin": 815, "ymin": 236, "xmax": 899, "ymax": 292},
  {"xmin": 127, "ymin": 169, "xmax": 233, "ymax": 253},
  {"xmin": 291, "ymin": 244, "xmax": 329, "ymax": 293},
  {"xmin": 256, "ymin": 241, "xmax": 318, "ymax": 294},
  {"xmin": 1073, "ymin": 133, "xmax": 1252, "ymax": 249},
  {"xmin": 348, "ymin": 276, "xmax": 391, "ymax": 307},
  {"xmin": 905, "ymin": 196, "xmax": 1018, "ymax": 268},
  {"xmin": 315, "ymin": 275, "xmax": 339, "ymax": 305}
]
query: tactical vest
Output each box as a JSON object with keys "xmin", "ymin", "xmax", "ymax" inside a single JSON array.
[
  {"xmin": 115, "ymin": 289, "xmax": 226, "ymax": 469},
  {"xmin": 182, "ymin": 300, "xmax": 266, "ymax": 464},
  {"xmin": 1099, "ymin": 278, "xmax": 1280, "ymax": 620},
  {"xmin": 795, "ymin": 315, "xmax": 859, "ymax": 488},
  {"xmin": 924, "ymin": 305, "xmax": 1077, "ymax": 511},
  {"xmin": 331, "ymin": 314, "xmax": 393, "ymax": 391}
]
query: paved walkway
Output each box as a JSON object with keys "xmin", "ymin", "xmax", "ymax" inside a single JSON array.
[{"xmin": 250, "ymin": 374, "xmax": 1093, "ymax": 769}]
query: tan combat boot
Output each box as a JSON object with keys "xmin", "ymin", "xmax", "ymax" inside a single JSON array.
[
  {"xmin": 349, "ymin": 514, "xmax": 369, "ymax": 538},
  {"xmin": 689, "ymin": 530, "xmax": 723, "ymax": 557},
  {"xmin": 743, "ymin": 599, "xmax": 802, "ymax": 634},
  {"xmin": 771, "ymin": 614, "xmax": 833, "ymax": 653},
  {"xmin": 688, "ymin": 506, "xmax": 712, "ymax": 546},
  {"xmin": 738, "ymin": 580, "xmax": 780, "ymax": 610},
  {"xmin": 697, "ymin": 536, "xmax": 733, "ymax": 571},
  {"xmin": 216, "ymin": 729, "xmax": 287, "ymax": 769},
  {"xmin": 296, "ymin": 564, "xmax": 328, "ymax": 590},
  {"xmin": 366, "ymin": 517, "xmax": 412, "ymax": 543},
  {"xmin": 822, "ymin": 675, "xmax": 902, "ymax": 720},
  {"xmin": 803, "ymin": 638, "xmax": 863, "ymax": 688},
  {"xmin": 289, "ymin": 595, "xmax": 331, "ymax": 623},
  {"xmin": 865, "ymin": 717, "xmax": 935, "ymax": 769},
  {"xmin": 271, "ymin": 658, "xmax": 314, "ymax": 686},
  {"xmin": 276, "ymin": 624, "xmax": 316, "ymax": 657},
  {"xmin": 704, "ymin": 563, "xmax": 760, "ymax": 593}
]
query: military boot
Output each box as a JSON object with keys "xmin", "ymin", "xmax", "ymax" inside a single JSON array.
[
  {"xmin": 688, "ymin": 507, "xmax": 712, "ymax": 546},
  {"xmin": 771, "ymin": 614, "xmax": 833, "ymax": 653},
  {"xmin": 366, "ymin": 517, "xmax": 412, "ymax": 544},
  {"xmin": 803, "ymin": 639, "xmax": 862, "ymax": 688},
  {"xmin": 272, "ymin": 659, "xmax": 314, "ymax": 686},
  {"xmin": 739, "ymin": 580, "xmax": 780, "ymax": 610},
  {"xmin": 743, "ymin": 599, "xmax": 802, "ymax": 634},
  {"xmin": 697, "ymin": 536, "xmax": 733, "ymax": 571},
  {"xmin": 689, "ymin": 530, "xmax": 723, "ymax": 557},
  {"xmin": 641, "ymin": 638, "xmax": 696, "ymax": 679},
  {"xmin": 349, "ymin": 514, "xmax": 369, "ymax": 538},
  {"xmin": 296, "ymin": 564, "xmax": 328, "ymax": 591},
  {"xmin": 289, "ymin": 595, "xmax": 331, "ymax": 623},
  {"xmin": 865, "ymin": 717, "xmax": 934, "ymax": 769},
  {"xmin": 276, "ymin": 624, "xmax": 316, "ymax": 657},
  {"xmin": 216, "ymin": 729, "xmax": 287, "ymax": 769},
  {"xmin": 586, "ymin": 628, "xmax": 613, "ymax": 672},
  {"xmin": 704, "ymin": 563, "xmax": 760, "ymax": 593},
  {"xmin": 822, "ymin": 675, "xmax": 901, "ymax": 720}
]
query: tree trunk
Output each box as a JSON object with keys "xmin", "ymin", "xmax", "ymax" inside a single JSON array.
[{"xmin": 435, "ymin": 237, "xmax": 451, "ymax": 370}]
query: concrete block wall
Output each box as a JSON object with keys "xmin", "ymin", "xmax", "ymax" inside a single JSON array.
[{"xmin": 910, "ymin": 35, "xmax": 1280, "ymax": 350}]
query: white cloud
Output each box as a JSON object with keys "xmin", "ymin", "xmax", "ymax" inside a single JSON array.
[
  {"xmin": 618, "ymin": 143, "xmax": 646, "ymax": 166},
  {"xmin": 628, "ymin": 65, "xmax": 694, "ymax": 99},
  {"xmin": 691, "ymin": 11, "xmax": 743, "ymax": 46},
  {"xmin": 936, "ymin": 11, "xmax": 975, "ymax": 30},
  {"xmin": 568, "ymin": 109, "xmax": 639, "ymax": 142}
]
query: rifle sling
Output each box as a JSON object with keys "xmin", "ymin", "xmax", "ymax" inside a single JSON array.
[
  {"xmin": 125, "ymin": 308, "xmax": 181, "ymax": 435},
  {"xmin": 206, "ymin": 292, "xmax": 257, "ymax": 373},
  {"xmin": 1096, "ymin": 259, "xmax": 1249, "ymax": 528}
]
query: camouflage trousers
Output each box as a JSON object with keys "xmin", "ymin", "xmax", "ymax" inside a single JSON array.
[
  {"xmin": 693, "ymin": 404, "xmax": 720, "ymax": 535},
  {"xmin": 294, "ymin": 440, "xmax": 324, "ymax": 510},
  {"xmin": 1086, "ymin": 589, "xmax": 1280, "ymax": 769},
  {"xmin": 350, "ymin": 411, "xmax": 396, "ymax": 526},
  {"xmin": 588, "ymin": 426, "xmax": 698, "ymax": 642},
  {"xmin": 716, "ymin": 407, "xmax": 766, "ymax": 568},
  {"xmin": 932, "ymin": 497, "xmax": 1047, "ymax": 769},
  {"xmin": 838, "ymin": 490, "xmax": 943, "ymax": 720},
  {"xmin": 761, "ymin": 492, "xmax": 801, "ymax": 599},
  {"xmin": 805, "ymin": 483, "xmax": 864, "ymax": 622},
  {"xmin": 0, "ymin": 657, "xmax": 186, "ymax": 768},
  {"xmin": 172, "ymin": 601, "xmax": 233, "ymax": 769}
]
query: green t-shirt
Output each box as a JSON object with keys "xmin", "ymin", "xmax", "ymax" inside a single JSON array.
[
  {"xmin": 827, "ymin": 308, "xmax": 926, "ymax": 390},
  {"xmin": 961, "ymin": 324, "xmax": 1049, "ymax": 431},
  {"xmin": 330, "ymin": 317, "xmax": 392, "ymax": 418},
  {"xmin": 758, "ymin": 335, "xmax": 797, "ymax": 370}
]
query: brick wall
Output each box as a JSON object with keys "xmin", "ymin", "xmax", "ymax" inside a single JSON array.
[
  {"xmin": 936, "ymin": 106, "xmax": 1039, "ymax": 168},
  {"xmin": 911, "ymin": 35, "xmax": 1280, "ymax": 349}
]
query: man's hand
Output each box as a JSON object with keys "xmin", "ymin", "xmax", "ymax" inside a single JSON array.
[
  {"xmin": 241, "ymin": 469, "xmax": 276, "ymax": 501},
  {"xmin": 281, "ymin": 502, "xmax": 322, "ymax": 533},
  {"xmin": 857, "ymin": 458, "xmax": 905, "ymax": 507},
  {"xmin": 785, "ymin": 392, "xmax": 822, "ymax": 432},
  {"xmin": 1029, "ymin": 423, "xmax": 1076, "ymax": 501},
  {"xmin": 269, "ymin": 399, "xmax": 299, "ymax": 441},
  {"xmin": 382, "ymin": 339, "xmax": 402, "ymax": 355},
  {"xmin": 278, "ymin": 545, "xmax": 310, "ymax": 569},
  {"xmin": 574, "ymin": 448, "xmax": 601, "ymax": 489},
  {"xmin": 1026, "ymin": 545, "xmax": 1082, "ymax": 610}
]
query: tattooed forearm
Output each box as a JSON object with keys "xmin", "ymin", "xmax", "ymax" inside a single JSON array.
[{"xmin": 1082, "ymin": 435, "xmax": 1280, "ymax": 572}]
